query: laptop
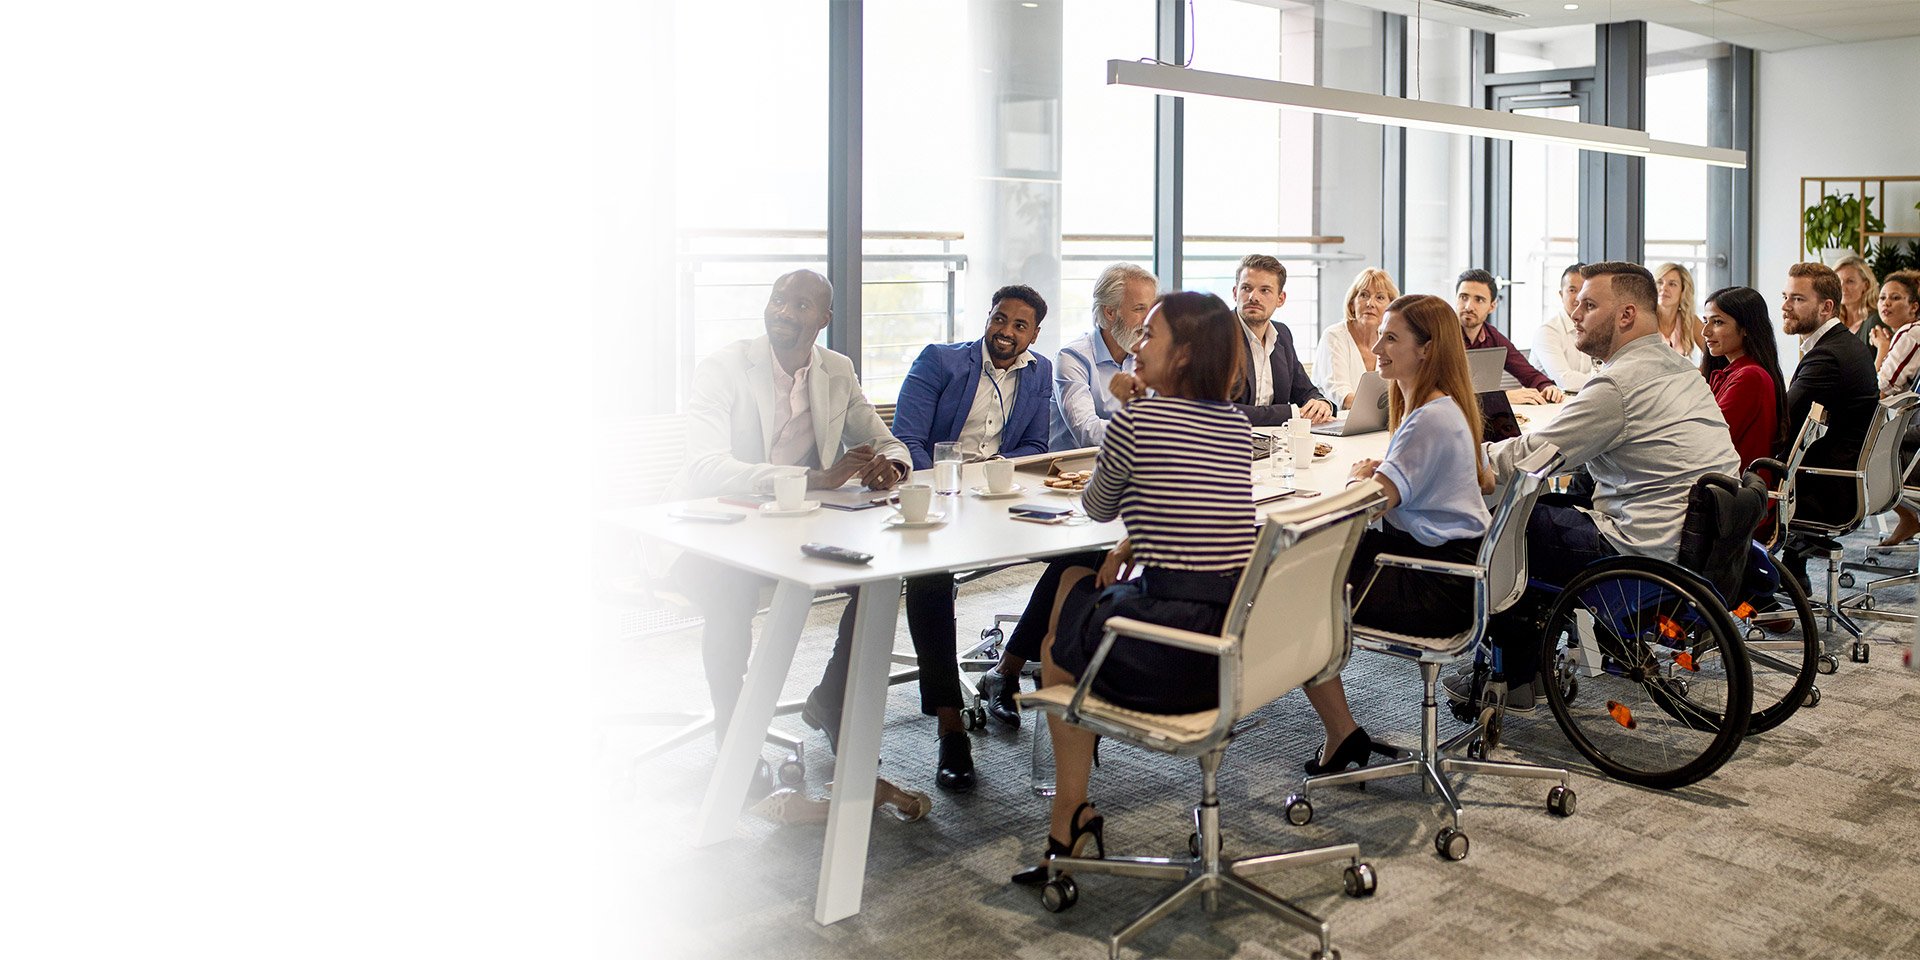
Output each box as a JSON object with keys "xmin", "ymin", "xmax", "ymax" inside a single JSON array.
[
  {"xmin": 1466, "ymin": 347, "xmax": 1508, "ymax": 392},
  {"xmin": 1311, "ymin": 371, "xmax": 1390, "ymax": 436}
]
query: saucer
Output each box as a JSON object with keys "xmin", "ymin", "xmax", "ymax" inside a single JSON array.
[
  {"xmin": 1041, "ymin": 484, "xmax": 1085, "ymax": 496},
  {"xmin": 759, "ymin": 500, "xmax": 821, "ymax": 517},
  {"xmin": 969, "ymin": 484, "xmax": 1026, "ymax": 499},
  {"xmin": 884, "ymin": 510, "xmax": 947, "ymax": 529}
]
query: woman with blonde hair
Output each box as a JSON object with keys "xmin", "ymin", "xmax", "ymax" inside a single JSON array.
[
  {"xmin": 1836, "ymin": 254, "xmax": 1885, "ymax": 347},
  {"xmin": 1296, "ymin": 294, "xmax": 1493, "ymax": 774},
  {"xmin": 1655, "ymin": 262, "xmax": 1704, "ymax": 357},
  {"xmin": 1314, "ymin": 267, "xmax": 1399, "ymax": 408}
]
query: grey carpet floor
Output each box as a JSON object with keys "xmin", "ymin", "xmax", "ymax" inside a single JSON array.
[{"xmin": 596, "ymin": 534, "xmax": 1920, "ymax": 960}]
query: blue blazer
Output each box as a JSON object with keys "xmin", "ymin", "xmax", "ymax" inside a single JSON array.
[{"xmin": 892, "ymin": 339, "xmax": 1054, "ymax": 469}]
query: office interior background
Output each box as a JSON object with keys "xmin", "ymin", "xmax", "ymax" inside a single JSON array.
[{"xmin": 589, "ymin": 1, "xmax": 1920, "ymax": 958}]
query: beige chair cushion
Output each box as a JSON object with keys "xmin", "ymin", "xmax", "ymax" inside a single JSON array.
[{"xmin": 1019, "ymin": 685, "xmax": 1220, "ymax": 746}]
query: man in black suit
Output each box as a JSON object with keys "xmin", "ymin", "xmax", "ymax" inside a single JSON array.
[
  {"xmin": 1230, "ymin": 254, "xmax": 1336, "ymax": 425},
  {"xmin": 1780, "ymin": 260, "xmax": 1880, "ymax": 587}
]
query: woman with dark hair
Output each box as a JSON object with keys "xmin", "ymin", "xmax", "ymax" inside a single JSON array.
[
  {"xmin": 1013, "ymin": 291, "xmax": 1256, "ymax": 886},
  {"xmin": 1699, "ymin": 286, "xmax": 1788, "ymax": 470},
  {"xmin": 1297, "ymin": 294, "xmax": 1493, "ymax": 774},
  {"xmin": 1869, "ymin": 270, "xmax": 1920, "ymax": 544}
]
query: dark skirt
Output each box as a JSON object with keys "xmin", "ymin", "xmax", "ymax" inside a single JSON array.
[
  {"xmin": 1346, "ymin": 522, "xmax": 1483, "ymax": 638},
  {"xmin": 1050, "ymin": 566, "xmax": 1239, "ymax": 714}
]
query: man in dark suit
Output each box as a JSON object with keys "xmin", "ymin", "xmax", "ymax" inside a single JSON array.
[
  {"xmin": 1780, "ymin": 260, "xmax": 1880, "ymax": 588},
  {"xmin": 1229, "ymin": 254, "xmax": 1336, "ymax": 425}
]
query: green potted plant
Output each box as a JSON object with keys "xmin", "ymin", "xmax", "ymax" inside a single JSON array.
[{"xmin": 1802, "ymin": 192, "xmax": 1886, "ymax": 262}]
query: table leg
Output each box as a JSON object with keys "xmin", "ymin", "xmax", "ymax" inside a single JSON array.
[
  {"xmin": 814, "ymin": 575, "xmax": 901, "ymax": 924},
  {"xmin": 695, "ymin": 578, "xmax": 814, "ymax": 847}
]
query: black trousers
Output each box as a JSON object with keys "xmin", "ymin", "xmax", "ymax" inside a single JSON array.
[
  {"xmin": 674, "ymin": 555, "xmax": 964, "ymax": 739},
  {"xmin": 1004, "ymin": 550, "xmax": 1112, "ymax": 662},
  {"xmin": 1346, "ymin": 523, "xmax": 1481, "ymax": 638}
]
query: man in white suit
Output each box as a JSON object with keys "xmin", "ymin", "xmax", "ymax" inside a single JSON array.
[{"xmin": 671, "ymin": 270, "xmax": 973, "ymax": 786}]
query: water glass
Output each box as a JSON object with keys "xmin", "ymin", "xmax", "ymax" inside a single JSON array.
[{"xmin": 933, "ymin": 441, "xmax": 963, "ymax": 494}]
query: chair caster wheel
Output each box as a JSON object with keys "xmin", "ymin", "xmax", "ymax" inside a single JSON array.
[
  {"xmin": 777, "ymin": 758, "xmax": 806, "ymax": 787},
  {"xmin": 1041, "ymin": 876, "xmax": 1077, "ymax": 913},
  {"xmin": 1804, "ymin": 685, "xmax": 1822, "ymax": 708},
  {"xmin": 1284, "ymin": 794, "xmax": 1313, "ymax": 826},
  {"xmin": 1343, "ymin": 862, "xmax": 1377, "ymax": 897},
  {"xmin": 1310, "ymin": 950, "xmax": 1341, "ymax": 960},
  {"xmin": 1839, "ymin": 572, "xmax": 1856, "ymax": 588},
  {"xmin": 1436, "ymin": 826, "xmax": 1469, "ymax": 861},
  {"xmin": 963, "ymin": 707, "xmax": 988, "ymax": 731},
  {"xmin": 1547, "ymin": 784, "xmax": 1576, "ymax": 817},
  {"xmin": 1186, "ymin": 830, "xmax": 1223, "ymax": 858},
  {"xmin": 751, "ymin": 759, "xmax": 775, "ymax": 799},
  {"xmin": 1467, "ymin": 739, "xmax": 1488, "ymax": 760},
  {"xmin": 1852, "ymin": 643, "xmax": 1871, "ymax": 664},
  {"xmin": 1817, "ymin": 654, "xmax": 1839, "ymax": 675}
]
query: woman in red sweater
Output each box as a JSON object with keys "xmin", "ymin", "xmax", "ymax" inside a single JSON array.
[{"xmin": 1699, "ymin": 286, "xmax": 1788, "ymax": 470}]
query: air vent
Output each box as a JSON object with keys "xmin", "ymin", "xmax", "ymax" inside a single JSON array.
[{"xmin": 1431, "ymin": 0, "xmax": 1530, "ymax": 19}]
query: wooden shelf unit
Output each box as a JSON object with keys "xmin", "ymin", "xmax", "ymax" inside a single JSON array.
[{"xmin": 1800, "ymin": 175, "xmax": 1920, "ymax": 256}]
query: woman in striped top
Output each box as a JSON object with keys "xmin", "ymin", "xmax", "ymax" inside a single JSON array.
[
  {"xmin": 1013, "ymin": 291, "xmax": 1255, "ymax": 887},
  {"xmin": 1869, "ymin": 270, "xmax": 1920, "ymax": 544}
]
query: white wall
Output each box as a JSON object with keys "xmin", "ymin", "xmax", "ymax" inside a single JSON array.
[{"xmin": 1755, "ymin": 36, "xmax": 1920, "ymax": 317}]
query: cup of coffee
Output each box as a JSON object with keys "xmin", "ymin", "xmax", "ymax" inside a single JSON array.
[
  {"xmin": 983, "ymin": 459, "xmax": 1015, "ymax": 494},
  {"xmin": 774, "ymin": 473, "xmax": 808, "ymax": 511},
  {"xmin": 1287, "ymin": 417, "xmax": 1313, "ymax": 445},
  {"xmin": 896, "ymin": 483, "xmax": 934, "ymax": 523}
]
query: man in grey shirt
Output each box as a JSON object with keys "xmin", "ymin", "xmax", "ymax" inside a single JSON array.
[{"xmin": 1447, "ymin": 261, "xmax": 1740, "ymax": 709}]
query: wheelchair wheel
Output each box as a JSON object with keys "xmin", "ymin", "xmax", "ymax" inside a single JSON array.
[
  {"xmin": 1734, "ymin": 568, "xmax": 1819, "ymax": 735},
  {"xmin": 1538, "ymin": 557, "xmax": 1750, "ymax": 789}
]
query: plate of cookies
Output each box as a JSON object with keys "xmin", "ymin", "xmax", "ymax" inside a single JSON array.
[
  {"xmin": 1311, "ymin": 441, "xmax": 1334, "ymax": 462},
  {"xmin": 1043, "ymin": 469, "xmax": 1091, "ymax": 495}
]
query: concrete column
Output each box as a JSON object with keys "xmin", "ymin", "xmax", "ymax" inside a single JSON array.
[{"xmin": 967, "ymin": 0, "xmax": 1063, "ymax": 351}]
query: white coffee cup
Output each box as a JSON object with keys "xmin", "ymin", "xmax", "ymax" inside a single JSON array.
[
  {"xmin": 896, "ymin": 483, "xmax": 934, "ymax": 522},
  {"xmin": 1287, "ymin": 416, "xmax": 1313, "ymax": 445},
  {"xmin": 774, "ymin": 473, "xmax": 808, "ymax": 511},
  {"xmin": 983, "ymin": 459, "xmax": 1015, "ymax": 494}
]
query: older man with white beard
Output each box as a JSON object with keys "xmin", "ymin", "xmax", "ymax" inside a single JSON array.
[{"xmin": 1049, "ymin": 262, "xmax": 1157, "ymax": 450}]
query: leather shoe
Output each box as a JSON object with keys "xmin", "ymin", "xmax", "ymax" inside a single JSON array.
[
  {"xmin": 800, "ymin": 691, "xmax": 841, "ymax": 755},
  {"xmin": 976, "ymin": 668, "xmax": 1021, "ymax": 728},
  {"xmin": 936, "ymin": 730, "xmax": 976, "ymax": 791}
]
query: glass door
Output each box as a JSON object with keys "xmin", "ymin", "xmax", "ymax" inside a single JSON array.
[{"xmin": 1489, "ymin": 84, "xmax": 1589, "ymax": 353}]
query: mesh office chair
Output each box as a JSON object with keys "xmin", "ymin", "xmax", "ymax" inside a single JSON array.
[
  {"xmin": 1772, "ymin": 393, "xmax": 1920, "ymax": 662},
  {"xmin": 1019, "ymin": 484, "xmax": 1385, "ymax": 960},
  {"xmin": 1287, "ymin": 445, "xmax": 1575, "ymax": 861}
]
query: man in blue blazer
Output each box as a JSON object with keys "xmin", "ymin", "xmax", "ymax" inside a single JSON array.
[
  {"xmin": 877, "ymin": 285, "xmax": 1051, "ymax": 790},
  {"xmin": 891, "ymin": 284, "xmax": 1054, "ymax": 467}
]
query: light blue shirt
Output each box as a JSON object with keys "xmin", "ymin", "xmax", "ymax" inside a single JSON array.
[
  {"xmin": 1050, "ymin": 328, "xmax": 1135, "ymax": 450},
  {"xmin": 1375, "ymin": 396, "xmax": 1493, "ymax": 547}
]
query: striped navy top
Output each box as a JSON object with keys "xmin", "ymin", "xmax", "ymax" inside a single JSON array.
[{"xmin": 1082, "ymin": 396, "xmax": 1256, "ymax": 573}]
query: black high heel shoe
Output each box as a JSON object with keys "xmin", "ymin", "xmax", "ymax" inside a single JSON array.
[
  {"xmin": 1012, "ymin": 802, "xmax": 1105, "ymax": 885},
  {"xmin": 1303, "ymin": 727, "xmax": 1397, "ymax": 776}
]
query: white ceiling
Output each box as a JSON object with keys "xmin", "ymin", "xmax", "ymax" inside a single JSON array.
[{"xmin": 1344, "ymin": 0, "xmax": 1920, "ymax": 51}]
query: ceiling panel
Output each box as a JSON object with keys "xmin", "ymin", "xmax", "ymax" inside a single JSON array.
[{"xmin": 1338, "ymin": 0, "xmax": 1920, "ymax": 51}]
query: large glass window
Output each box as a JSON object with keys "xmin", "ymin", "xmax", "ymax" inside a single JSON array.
[
  {"xmin": 1402, "ymin": 18, "xmax": 1473, "ymax": 306},
  {"xmin": 669, "ymin": 0, "xmax": 828, "ymax": 401},
  {"xmin": 1643, "ymin": 24, "xmax": 1724, "ymax": 291}
]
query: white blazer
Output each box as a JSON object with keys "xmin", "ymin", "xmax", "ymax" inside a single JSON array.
[
  {"xmin": 669, "ymin": 337, "xmax": 910, "ymax": 499},
  {"xmin": 1313, "ymin": 322, "xmax": 1373, "ymax": 409}
]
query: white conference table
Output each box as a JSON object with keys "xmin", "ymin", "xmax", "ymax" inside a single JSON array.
[{"xmin": 607, "ymin": 401, "xmax": 1563, "ymax": 925}]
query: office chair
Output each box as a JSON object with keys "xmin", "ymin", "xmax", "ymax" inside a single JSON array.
[
  {"xmin": 1288, "ymin": 445, "xmax": 1575, "ymax": 860},
  {"xmin": 1020, "ymin": 484, "xmax": 1385, "ymax": 960},
  {"xmin": 1773, "ymin": 393, "xmax": 1920, "ymax": 662}
]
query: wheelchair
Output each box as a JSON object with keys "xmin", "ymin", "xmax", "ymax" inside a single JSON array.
[{"xmin": 1456, "ymin": 471, "xmax": 1813, "ymax": 790}]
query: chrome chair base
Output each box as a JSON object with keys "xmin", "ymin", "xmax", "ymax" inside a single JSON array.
[
  {"xmin": 1290, "ymin": 660, "xmax": 1573, "ymax": 861},
  {"xmin": 1040, "ymin": 751, "xmax": 1374, "ymax": 960}
]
